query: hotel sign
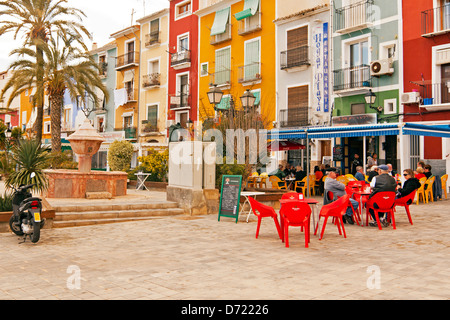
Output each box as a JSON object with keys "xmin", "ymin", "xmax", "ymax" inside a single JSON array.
[{"xmin": 313, "ymin": 22, "xmax": 329, "ymax": 113}]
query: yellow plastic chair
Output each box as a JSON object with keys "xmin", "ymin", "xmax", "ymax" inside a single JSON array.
[
  {"xmin": 294, "ymin": 176, "xmax": 308, "ymax": 195},
  {"xmin": 269, "ymin": 176, "xmax": 287, "ymax": 190},
  {"xmin": 345, "ymin": 174, "xmax": 357, "ymax": 181},
  {"xmin": 441, "ymin": 174, "xmax": 448, "ymax": 199},
  {"xmin": 309, "ymin": 174, "xmax": 316, "ymax": 196},
  {"xmin": 424, "ymin": 176, "xmax": 435, "ymax": 203},
  {"xmin": 416, "ymin": 177, "xmax": 427, "ymax": 204},
  {"xmin": 259, "ymin": 172, "xmax": 268, "ymax": 188},
  {"xmin": 336, "ymin": 175, "xmax": 349, "ymax": 186}
]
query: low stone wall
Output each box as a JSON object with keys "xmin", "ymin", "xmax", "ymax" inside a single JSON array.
[
  {"xmin": 0, "ymin": 209, "xmax": 56, "ymax": 233},
  {"xmin": 128, "ymin": 180, "xmax": 168, "ymax": 191},
  {"xmin": 43, "ymin": 169, "xmax": 128, "ymax": 198}
]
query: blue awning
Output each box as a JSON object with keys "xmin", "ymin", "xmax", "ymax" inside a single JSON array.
[
  {"xmin": 402, "ymin": 123, "xmax": 450, "ymax": 138},
  {"xmin": 307, "ymin": 124, "xmax": 400, "ymax": 139},
  {"xmin": 268, "ymin": 129, "xmax": 306, "ymax": 140}
]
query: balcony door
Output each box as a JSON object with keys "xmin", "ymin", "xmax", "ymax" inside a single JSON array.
[
  {"xmin": 349, "ymin": 40, "xmax": 369, "ymax": 88},
  {"xmin": 286, "ymin": 25, "xmax": 308, "ymax": 68},
  {"xmin": 441, "ymin": 63, "xmax": 450, "ymax": 103},
  {"xmin": 244, "ymin": 38, "xmax": 260, "ymax": 81},
  {"xmin": 440, "ymin": 0, "xmax": 450, "ymax": 31},
  {"xmin": 178, "ymin": 74, "xmax": 189, "ymax": 107},
  {"xmin": 126, "ymin": 41, "xmax": 135, "ymax": 65}
]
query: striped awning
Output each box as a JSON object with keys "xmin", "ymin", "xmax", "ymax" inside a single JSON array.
[
  {"xmin": 211, "ymin": 7, "xmax": 230, "ymax": 36},
  {"xmin": 402, "ymin": 123, "xmax": 450, "ymax": 138},
  {"xmin": 307, "ymin": 124, "xmax": 400, "ymax": 139}
]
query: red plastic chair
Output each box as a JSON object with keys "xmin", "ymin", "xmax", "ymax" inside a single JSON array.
[
  {"xmin": 248, "ymin": 197, "xmax": 282, "ymax": 240},
  {"xmin": 365, "ymin": 192, "xmax": 396, "ymax": 230},
  {"xmin": 280, "ymin": 202, "xmax": 312, "ymax": 248},
  {"xmin": 393, "ymin": 190, "xmax": 417, "ymax": 227},
  {"xmin": 314, "ymin": 194, "xmax": 350, "ymax": 240}
]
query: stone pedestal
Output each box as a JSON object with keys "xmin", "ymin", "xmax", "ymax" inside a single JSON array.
[
  {"xmin": 167, "ymin": 186, "xmax": 219, "ymax": 215},
  {"xmin": 43, "ymin": 169, "xmax": 127, "ymax": 198}
]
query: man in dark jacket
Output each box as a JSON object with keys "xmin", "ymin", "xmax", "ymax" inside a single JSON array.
[{"xmin": 368, "ymin": 165, "xmax": 397, "ymax": 227}]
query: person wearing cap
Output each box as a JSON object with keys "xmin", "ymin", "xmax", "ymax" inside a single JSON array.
[
  {"xmin": 368, "ymin": 164, "xmax": 397, "ymax": 227},
  {"xmin": 324, "ymin": 167, "xmax": 358, "ymax": 225}
]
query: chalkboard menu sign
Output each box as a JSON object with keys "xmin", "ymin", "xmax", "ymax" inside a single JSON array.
[{"xmin": 218, "ymin": 175, "xmax": 242, "ymax": 223}]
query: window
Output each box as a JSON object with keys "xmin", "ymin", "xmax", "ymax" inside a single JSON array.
[
  {"xmin": 242, "ymin": 38, "xmax": 260, "ymax": 82},
  {"xmin": 215, "ymin": 47, "xmax": 231, "ymax": 85},
  {"xmin": 351, "ymin": 103, "xmax": 365, "ymax": 115},
  {"xmin": 124, "ymin": 115, "xmax": 133, "ymax": 129},
  {"xmin": 383, "ymin": 99, "xmax": 397, "ymax": 114},
  {"xmin": 342, "ymin": 36, "xmax": 370, "ymax": 89},
  {"xmin": 175, "ymin": 0, "xmax": 191, "ymax": 20},
  {"xmin": 287, "ymin": 85, "xmax": 309, "ymax": 127},
  {"xmin": 200, "ymin": 62, "xmax": 209, "ymax": 76},
  {"xmin": 178, "ymin": 35, "xmax": 189, "ymax": 52},
  {"xmin": 44, "ymin": 121, "xmax": 51, "ymax": 134},
  {"xmin": 282, "ymin": 25, "xmax": 309, "ymax": 69},
  {"xmin": 147, "ymin": 105, "xmax": 158, "ymax": 128},
  {"xmin": 96, "ymin": 115, "xmax": 105, "ymax": 133}
]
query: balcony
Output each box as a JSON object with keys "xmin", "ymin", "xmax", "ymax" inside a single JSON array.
[
  {"xmin": 417, "ymin": 82, "xmax": 450, "ymax": 112},
  {"xmin": 209, "ymin": 70, "xmax": 231, "ymax": 88},
  {"xmin": 124, "ymin": 127, "xmax": 137, "ymax": 140},
  {"xmin": 333, "ymin": 65, "xmax": 371, "ymax": 93},
  {"xmin": 115, "ymin": 51, "xmax": 139, "ymax": 70},
  {"xmin": 210, "ymin": 24, "xmax": 232, "ymax": 45},
  {"xmin": 238, "ymin": 62, "xmax": 261, "ymax": 84},
  {"xmin": 238, "ymin": 12, "xmax": 261, "ymax": 35},
  {"xmin": 170, "ymin": 50, "xmax": 191, "ymax": 70},
  {"xmin": 125, "ymin": 88, "xmax": 138, "ymax": 103},
  {"xmin": 280, "ymin": 46, "xmax": 310, "ymax": 71},
  {"xmin": 141, "ymin": 120, "xmax": 159, "ymax": 134},
  {"xmin": 61, "ymin": 122, "xmax": 74, "ymax": 132},
  {"xmin": 169, "ymin": 94, "xmax": 190, "ymax": 110},
  {"xmin": 99, "ymin": 62, "xmax": 108, "ymax": 79},
  {"xmin": 279, "ymin": 108, "xmax": 309, "ymax": 128},
  {"xmin": 144, "ymin": 32, "xmax": 161, "ymax": 47},
  {"xmin": 421, "ymin": 5, "xmax": 450, "ymax": 37},
  {"xmin": 334, "ymin": 0, "xmax": 373, "ymax": 34},
  {"xmin": 142, "ymin": 73, "xmax": 161, "ymax": 89}
]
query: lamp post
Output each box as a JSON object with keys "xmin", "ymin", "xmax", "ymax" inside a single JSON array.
[
  {"xmin": 207, "ymin": 84, "xmax": 224, "ymax": 111},
  {"xmin": 240, "ymin": 89, "xmax": 256, "ymax": 110}
]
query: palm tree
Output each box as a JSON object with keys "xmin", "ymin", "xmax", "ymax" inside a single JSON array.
[
  {"xmin": 2, "ymin": 36, "xmax": 108, "ymax": 152},
  {"xmin": 0, "ymin": 0, "xmax": 91, "ymax": 142}
]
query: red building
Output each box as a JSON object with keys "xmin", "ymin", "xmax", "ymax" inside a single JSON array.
[
  {"xmin": 168, "ymin": 0, "xmax": 199, "ymax": 130},
  {"xmin": 402, "ymin": 0, "xmax": 450, "ymax": 173}
]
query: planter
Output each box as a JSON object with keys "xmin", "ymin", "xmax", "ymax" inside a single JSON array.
[{"xmin": 0, "ymin": 209, "xmax": 56, "ymax": 233}]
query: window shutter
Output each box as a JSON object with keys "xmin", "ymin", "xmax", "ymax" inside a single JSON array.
[
  {"xmin": 288, "ymin": 85, "xmax": 309, "ymax": 126},
  {"xmin": 287, "ymin": 26, "xmax": 308, "ymax": 50}
]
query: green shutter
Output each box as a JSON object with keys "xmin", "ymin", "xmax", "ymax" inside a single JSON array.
[
  {"xmin": 216, "ymin": 96, "xmax": 231, "ymax": 110},
  {"xmin": 215, "ymin": 47, "xmax": 231, "ymax": 85},
  {"xmin": 244, "ymin": 39, "xmax": 260, "ymax": 80},
  {"xmin": 211, "ymin": 8, "xmax": 230, "ymax": 36},
  {"xmin": 235, "ymin": 0, "xmax": 259, "ymax": 21},
  {"xmin": 253, "ymin": 91, "xmax": 260, "ymax": 106},
  {"xmin": 147, "ymin": 105, "xmax": 158, "ymax": 127}
]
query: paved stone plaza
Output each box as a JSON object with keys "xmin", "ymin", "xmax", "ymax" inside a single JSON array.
[{"xmin": 0, "ymin": 193, "xmax": 449, "ymax": 300}]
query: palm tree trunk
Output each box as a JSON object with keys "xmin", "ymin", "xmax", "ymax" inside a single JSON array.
[
  {"xmin": 50, "ymin": 94, "xmax": 63, "ymax": 153},
  {"xmin": 34, "ymin": 45, "xmax": 45, "ymax": 143}
]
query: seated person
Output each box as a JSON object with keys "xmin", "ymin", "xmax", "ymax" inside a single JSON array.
[
  {"xmin": 368, "ymin": 165, "xmax": 397, "ymax": 227},
  {"xmin": 397, "ymin": 169, "xmax": 421, "ymax": 199},
  {"xmin": 424, "ymin": 164, "xmax": 432, "ymax": 179},
  {"xmin": 294, "ymin": 166, "xmax": 306, "ymax": 182},
  {"xmin": 367, "ymin": 166, "xmax": 379, "ymax": 182},
  {"xmin": 354, "ymin": 166, "xmax": 365, "ymax": 181},
  {"xmin": 324, "ymin": 167, "xmax": 358, "ymax": 225},
  {"xmin": 415, "ymin": 167, "xmax": 426, "ymax": 180}
]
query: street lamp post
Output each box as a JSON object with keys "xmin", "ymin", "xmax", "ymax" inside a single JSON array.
[
  {"xmin": 207, "ymin": 84, "xmax": 224, "ymax": 111},
  {"xmin": 240, "ymin": 89, "xmax": 256, "ymax": 110}
]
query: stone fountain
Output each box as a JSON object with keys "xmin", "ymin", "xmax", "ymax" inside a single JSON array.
[{"xmin": 43, "ymin": 118, "xmax": 128, "ymax": 199}]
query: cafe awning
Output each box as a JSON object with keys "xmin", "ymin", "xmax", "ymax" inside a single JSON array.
[
  {"xmin": 307, "ymin": 124, "xmax": 400, "ymax": 139},
  {"xmin": 235, "ymin": 0, "xmax": 259, "ymax": 21},
  {"xmin": 211, "ymin": 7, "xmax": 230, "ymax": 36},
  {"xmin": 402, "ymin": 122, "xmax": 450, "ymax": 138},
  {"xmin": 268, "ymin": 140, "xmax": 306, "ymax": 152}
]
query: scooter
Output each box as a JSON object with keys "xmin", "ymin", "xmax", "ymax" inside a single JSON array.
[{"xmin": 8, "ymin": 173, "xmax": 44, "ymax": 244}]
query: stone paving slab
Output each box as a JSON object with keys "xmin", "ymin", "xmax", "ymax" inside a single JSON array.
[{"xmin": 0, "ymin": 197, "xmax": 449, "ymax": 301}]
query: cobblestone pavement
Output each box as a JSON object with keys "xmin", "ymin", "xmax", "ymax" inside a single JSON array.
[{"xmin": 0, "ymin": 196, "xmax": 449, "ymax": 300}]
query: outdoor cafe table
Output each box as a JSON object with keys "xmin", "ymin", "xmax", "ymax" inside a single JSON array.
[
  {"xmin": 241, "ymin": 191, "xmax": 266, "ymax": 223},
  {"xmin": 278, "ymin": 198, "xmax": 319, "ymax": 237},
  {"xmin": 351, "ymin": 188, "xmax": 372, "ymax": 226},
  {"xmin": 135, "ymin": 172, "xmax": 152, "ymax": 191},
  {"xmin": 285, "ymin": 177, "xmax": 296, "ymax": 190}
]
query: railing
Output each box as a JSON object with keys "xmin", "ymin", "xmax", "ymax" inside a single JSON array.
[
  {"xmin": 145, "ymin": 32, "xmax": 161, "ymax": 47},
  {"xmin": 124, "ymin": 127, "xmax": 137, "ymax": 139},
  {"xmin": 99, "ymin": 62, "xmax": 108, "ymax": 78},
  {"xmin": 169, "ymin": 94, "xmax": 190, "ymax": 109},
  {"xmin": 142, "ymin": 73, "xmax": 161, "ymax": 88},
  {"xmin": 170, "ymin": 50, "xmax": 191, "ymax": 67},
  {"xmin": 126, "ymin": 88, "xmax": 138, "ymax": 102},
  {"xmin": 422, "ymin": 5, "xmax": 450, "ymax": 36},
  {"xmin": 209, "ymin": 70, "xmax": 231, "ymax": 86},
  {"xmin": 279, "ymin": 108, "xmax": 309, "ymax": 128},
  {"xmin": 238, "ymin": 62, "xmax": 261, "ymax": 83},
  {"xmin": 334, "ymin": 0, "xmax": 373, "ymax": 33},
  {"xmin": 333, "ymin": 65, "xmax": 371, "ymax": 91},
  {"xmin": 141, "ymin": 120, "xmax": 159, "ymax": 133},
  {"xmin": 210, "ymin": 24, "xmax": 232, "ymax": 45},
  {"xmin": 115, "ymin": 51, "xmax": 139, "ymax": 69},
  {"xmin": 238, "ymin": 12, "xmax": 262, "ymax": 35},
  {"xmin": 418, "ymin": 82, "xmax": 450, "ymax": 105},
  {"xmin": 280, "ymin": 46, "xmax": 310, "ymax": 70}
]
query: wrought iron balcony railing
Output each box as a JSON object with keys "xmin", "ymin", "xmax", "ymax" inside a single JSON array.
[
  {"xmin": 209, "ymin": 70, "xmax": 231, "ymax": 87},
  {"xmin": 145, "ymin": 32, "xmax": 161, "ymax": 47},
  {"xmin": 115, "ymin": 51, "xmax": 139, "ymax": 69},
  {"xmin": 279, "ymin": 108, "xmax": 309, "ymax": 128},
  {"xmin": 334, "ymin": 0, "xmax": 374, "ymax": 33},
  {"xmin": 238, "ymin": 62, "xmax": 261, "ymax": 83},
  {"xmin": 421, "ymin": 5, "xmax": 450, "ymax": 37},
  {"xmin": 280, "ymin": 46, "xmax": 310, "ymax": 70},
  {"xmin": 142, "ymin": 73, "xmax": 161, "ymax": 88},
  {"xmin": 333, "ymin": 65, "xmax": 371, "ymax": 92},
  {"xmin": 169, "ymin": 94, "xmax": 190, "ymax": 109},
  {"xmin": 238, "ymin": 12, "xmax": 262, "ymax": 35},
  {"xmin": 418, "ymin": 82, "xmax": 450, "ymax": 105},
  {"xmin": 210, "ymin": 23, "xmax": 232, "ymax": 45},
  {"xmin": 170, "ymin": 50, "xmax": 191, "ymax": 68}
]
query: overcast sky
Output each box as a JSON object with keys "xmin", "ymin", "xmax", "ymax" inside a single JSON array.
[{"xmin": 0, "ymin": 0, "xmax": 169, "ymax": 71}]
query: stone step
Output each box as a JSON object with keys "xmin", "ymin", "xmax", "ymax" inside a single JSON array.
[
  {"xmin": 53, "ymin": 216, "xmax": 166, "ymax": 228},
  {"xmin": 52, "ymin": 201, "xmax": 179, "ymax": 213},
  {"xmin": 54, "ymin": 208, "xmax": 185, "ymax": 221}
]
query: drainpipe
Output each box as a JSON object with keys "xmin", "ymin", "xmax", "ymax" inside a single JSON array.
[{"xmin": 131, "ymin": 26, "xmax": 142, "ymax": 161}]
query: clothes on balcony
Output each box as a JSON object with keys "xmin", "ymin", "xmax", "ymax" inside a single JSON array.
[{"xmin": 114, "ymin": 88, "xmax": 128, "ymax": 109}]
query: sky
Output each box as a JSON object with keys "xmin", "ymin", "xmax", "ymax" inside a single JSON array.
[{"xmin": 0, "ymin": 0, "xmax": 169, "ymax": 71}]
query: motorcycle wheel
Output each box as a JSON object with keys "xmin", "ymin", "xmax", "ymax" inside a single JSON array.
[
  {"xmin": 30, "ymin": 220, "xmax": 40, "ymax": 243},
  {"xmin": 9, "ymin": 215, "xmax": 24, "ymax": 236}
]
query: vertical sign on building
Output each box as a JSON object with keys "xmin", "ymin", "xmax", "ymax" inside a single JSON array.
[
  {"xmin": 313, "ymin": 22, "xmax": 329, "ymax": 114},
  {"xmin": 323, "ymin": 22, "xmax": 329, "ymax": 113}
]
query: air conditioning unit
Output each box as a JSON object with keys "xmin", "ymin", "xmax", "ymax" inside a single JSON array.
[
  {"xmin": 370, "ymin": 59, "xmax": 394, "ymax": 77},
  {"xmin": 401, "ymin": 92, "xmax": 421, "ymax": 104}
]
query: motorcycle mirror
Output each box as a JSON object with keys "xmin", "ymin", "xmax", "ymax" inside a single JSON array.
[{"xmin": 30, "ymin": 172, "xmax": 36, "ymax": 179}]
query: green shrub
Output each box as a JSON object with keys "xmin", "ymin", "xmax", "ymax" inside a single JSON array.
[
  {"xmin": 0, "ymin": 192, "xmax": 13, "ymax": 212},
  {"xmin": 48, "ymin": 151, "xmax": 78, "ymax": 169},
  {"xmin": 215, "ymin": 157, "xmax": 246, "ymax": 190},
  {"xmin": 107, "ymin": 140, "xmax": 134, "ymax": 172},
  {"xmin": 137, "ymin": 148, "xmax": 169, "ymax": 182}
]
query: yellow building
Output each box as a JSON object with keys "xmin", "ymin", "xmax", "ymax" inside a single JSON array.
[
  {"xmin": 137, "ymin": 9, "xmax": 170, "ymax": 149},
  {"xmin": 196, "ymin": 0, "xmax": 276, "ymax": 127},
  {"xmin": 110, "ymin": 25, "xmax": 141, "ymax": 141},
  {"xmin": 18, "ymin": 88, "xmax": 52, "ymax": 141}
]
